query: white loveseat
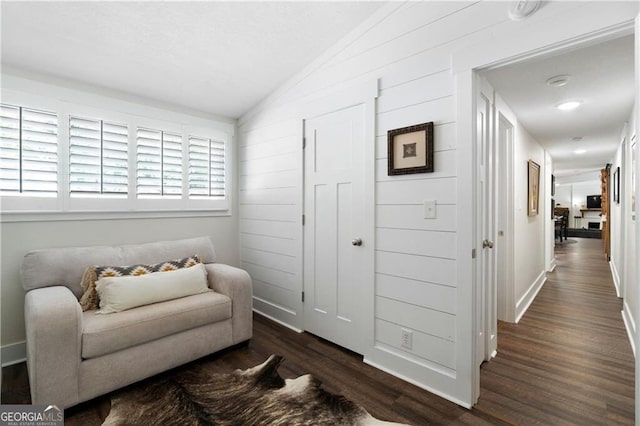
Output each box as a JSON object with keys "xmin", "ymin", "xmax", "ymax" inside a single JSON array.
[{"xmin": 21, "ymin": 236, "xmax": 252, "ymax": 408}]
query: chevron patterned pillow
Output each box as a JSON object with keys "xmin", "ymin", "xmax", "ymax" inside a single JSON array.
[{"xmin": 79, "ymin": 254, "xmax": 201, "ymax": 311}]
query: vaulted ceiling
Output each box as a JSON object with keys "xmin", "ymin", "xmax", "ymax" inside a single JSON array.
[{"xmin": 1, "ymin": 1, "xmax": 385, "ymax": 119}]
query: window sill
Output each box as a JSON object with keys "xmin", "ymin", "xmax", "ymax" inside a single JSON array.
[{"xmin": 0, "ymin": 208, "xmax": 232, "ymax": 223}]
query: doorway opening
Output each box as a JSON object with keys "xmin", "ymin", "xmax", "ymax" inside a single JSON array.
[{"xmin": 471, "ymin": 27, "xmax": 636, "ymax": 404}]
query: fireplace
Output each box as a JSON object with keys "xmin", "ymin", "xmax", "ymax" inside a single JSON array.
[{"xmin": 588, "ymin": 222, "xmax": 600, "ymax": 230}]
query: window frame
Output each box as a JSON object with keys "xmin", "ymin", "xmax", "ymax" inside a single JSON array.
[
  {"xmin": 0, "ymin": 104, "xmax": 60, "ymax": 197},
  {"xmin": 183, "ymin": 124, "xmax": 231, "ymax": 211},
  {"xmin": 133, "ymin": 117, "xmax": 185, "ymax": 210},
  {"xmin": 0, "ymin": 90, "xmax": 233, "ymax": 222},
  {"xmin": 0, "ymin": 92, "xmax": 61, "ymax": 213},
  {"xmin": 68, "ymin": 114, "xmax": 130, "ymax": 198},
  {"xmin": 135, "ymin": 127, "xmax": 184, "ymax": 199}
]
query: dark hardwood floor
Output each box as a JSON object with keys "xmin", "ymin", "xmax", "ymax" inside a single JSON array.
[
  {"xmin": 476, "ymin": 237, "xmax": 635, "ymax": 425},
  {"xmin": 2, "ymin": 237, "xmax": 635, "ymax": 424}
]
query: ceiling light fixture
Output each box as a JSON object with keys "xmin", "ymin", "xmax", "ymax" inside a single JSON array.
[
  {"xmin": 546, "ymin": 75, "xmax": 570, "ymax": 87},
  {"xmin": 556, "ymin": 101, "xmax": 582, "ymax": 111},
  {"xmin": 574, "ymin": 149, "xmax": 587, "ymax": 154},
  {"xmin": 508, "ymin": 0, "xmax": 541, "ymax": 21}
]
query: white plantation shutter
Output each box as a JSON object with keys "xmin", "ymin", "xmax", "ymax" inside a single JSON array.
[
  {"xmin": 136, "ymin": 128, "xmax": 182, "ymax": 198},
  {"xmin": 69, "ymin": 116, "xmax": 100, "ymax": 193},
  {"xmin": 0, "ymin": 104, "xmax": 58, "ymax": 196},
  {"xmin": 136, "ymin": 128, "xmax": 161, "ymax": 196},
  {"xmin": 102, "ymin": 122, "xmax": 129, "ymax": 194},
  {"xmin": 0, "ymin": 105, "xmax": 22, "ymax": 193},
  {"xmin": 188, "ymin": 136, "xmax": 225, "ymax": 198},
  {"xmin": 163, "ymin": 132, "xmax": 183, "ymax": 196},
  {"xmin": 69, "ymin": 116, "xmax": 128, "ymax": 195}
]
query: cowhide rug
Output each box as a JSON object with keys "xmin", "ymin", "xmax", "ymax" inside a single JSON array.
[{"xmin": 102, "ymin": 355, "xmax": 407, "ymax": 425}]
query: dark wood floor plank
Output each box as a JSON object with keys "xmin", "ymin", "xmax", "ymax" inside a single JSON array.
[
  {"xmin": 2, "ymin": 238, "xmax": 634, "ymax": 424},
  {"xmin": 476, "ymin": 388, "xmax": 573, "ymax": 426}
]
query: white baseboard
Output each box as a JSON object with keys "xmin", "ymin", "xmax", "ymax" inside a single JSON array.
[
  {"xmin": 363, "ymin": 357, "xmax": 472, "ymax": 409},
  {"xmin": 1, "ymin": 341, "xmax": 26, "ymax": 367},
  {"xmin": 253, "ymin": 309, "xmax": 303, "ymax": 333},
  {"xmin": 621, "ymin": 301, "xmax": 636, "ymax": 357},
  {"xmin": 609, "ymin": 260, "xmax": 621, "ymax": 298},
  {"xmin": 515, "ymin": 270, "xmax": 547, "ymax": 323},
  {"xmin": 548, "ymin": 258, "xmax": 557, "ymax": 272}
]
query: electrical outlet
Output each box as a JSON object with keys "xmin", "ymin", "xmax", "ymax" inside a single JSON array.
[{"xmin": 401, "ymin": 328, "xmax": 413, "ymax": 350}]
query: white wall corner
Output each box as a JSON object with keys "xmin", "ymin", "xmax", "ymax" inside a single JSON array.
[
  {"xmin": 621, "ymin": 301, "xmax": 636, "ymax": 357},
  {"xmin": 548, "ymin": 257, "xmax": 557, "ymax": 273},
  {"xmin": 609, "ymin": 260, "xmax": 622, "ymax": 298},
  {"xmin": 515, "ymin": 270, "xmax": 547, "ymax": 323},
  {"xmin": 1, "ymin": 341, "xmax": 26, "ymax": 367}
]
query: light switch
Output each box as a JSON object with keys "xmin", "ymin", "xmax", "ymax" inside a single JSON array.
[{"xmin": 424, "ymin": 200, "xmax": 436, "ymax": 219}]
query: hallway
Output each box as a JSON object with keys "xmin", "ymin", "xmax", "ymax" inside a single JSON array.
[{"xmin": 476, "ymin": 237, "xmax": 636, "ymax": 424}]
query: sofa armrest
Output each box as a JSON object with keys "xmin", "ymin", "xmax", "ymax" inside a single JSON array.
[
  {"xmin": 25, "ymin": 286, "xmax": 82, "ymax": 406},
  {"xmin": 204, "ymin": 264, "xmax": 252, "ymax": 343}
]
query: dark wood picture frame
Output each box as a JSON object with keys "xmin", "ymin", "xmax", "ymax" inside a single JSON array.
[
  {"xmin": 614, "ymin": 166, "xmax": 620, "ymax": 204},
  {"xmin": 387, "ymin": 122, "xmax": 434, "ymax": 175},
  {"xmin": 527, "ymin": 159, "xmax": 540, "ymax": 216}
]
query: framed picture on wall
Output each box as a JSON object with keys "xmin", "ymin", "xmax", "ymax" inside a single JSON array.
[
  {"xmin": 614, "ymin": 166, "xmax": 620, "ymax": 204},
  {"xmin": 527, "ymin": 160, "xmax": 540, "ymax": 216},
  {"xmin": 387, "ymin": 122, "xmax": 434, "ymax": 175}
]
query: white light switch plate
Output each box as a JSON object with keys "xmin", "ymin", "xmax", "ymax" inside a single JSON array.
[{"xmin": 424, "ymin": 200, "xmax": 436, "ymax": 219}]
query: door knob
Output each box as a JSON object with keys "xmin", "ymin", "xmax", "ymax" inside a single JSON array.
[
  {"xmin": 482, "ymin": 239, "xmax": 494, "ymax": 249},
  {"xmin": 352, "ymin": 238, "xmax": 363, "ymax": 246}
]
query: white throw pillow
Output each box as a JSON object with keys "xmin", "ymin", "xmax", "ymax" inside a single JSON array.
[{"xmin": 96, "ymin": 263, "xmax": 210, "ymax": 314}]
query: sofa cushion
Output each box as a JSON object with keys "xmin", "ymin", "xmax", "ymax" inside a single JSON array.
[
  {"xmin": 79, "ymin": 255, "xmax": 201, "ymax": 311},
  {"xmin": 82, "ymin": 291, "xmax": 231, "ymax": 359},
  {"xmin": 95, "ymin": 263, "xmax": 210, "ymax": 314}
]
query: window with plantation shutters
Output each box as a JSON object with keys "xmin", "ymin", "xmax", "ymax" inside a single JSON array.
[
  {"xmin": 69, "ymin": 116, "xmax": 128, "ymax": 196},
  {"xmin": 188, "ymin": 136, "xmax": 225, "ymax": 199},
  {"xmin": 0, "ymin": 104, "xmax": 58, "ymax": 196},
  {"xmin": 136, "ymin": 128, "xmax": 183, "ymax": 198},
  {"xmin": 2, "ymin": 92, "xmax": 231, "ymax": 218}
]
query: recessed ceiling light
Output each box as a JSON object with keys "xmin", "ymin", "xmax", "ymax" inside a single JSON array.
[
  {"xmin": 546, "ymin": 75, "xmax": 570, "ymax": 87},
  {"xmin": 572, "ymin": 136, "xmax": 583, "ymax": 142},
  {"xmin": 557, "ymin": 101, "xmax": 582, "ymax": 111},
  {"xmin": 574, "ymin": 149, "xmax": 587, "ymax": 154}
]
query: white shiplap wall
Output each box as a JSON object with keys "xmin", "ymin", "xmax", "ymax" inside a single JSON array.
[
  {"xmin": 238, "ymin": 0, "xmax": 639, "ymax": 406},
  {"xmin": 239, "ymin": 119, "xmax": 303, "ymax": 327},
  {"xmin": 237, "ymin": 1, "xmax": 500, "ymax": 404}
]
